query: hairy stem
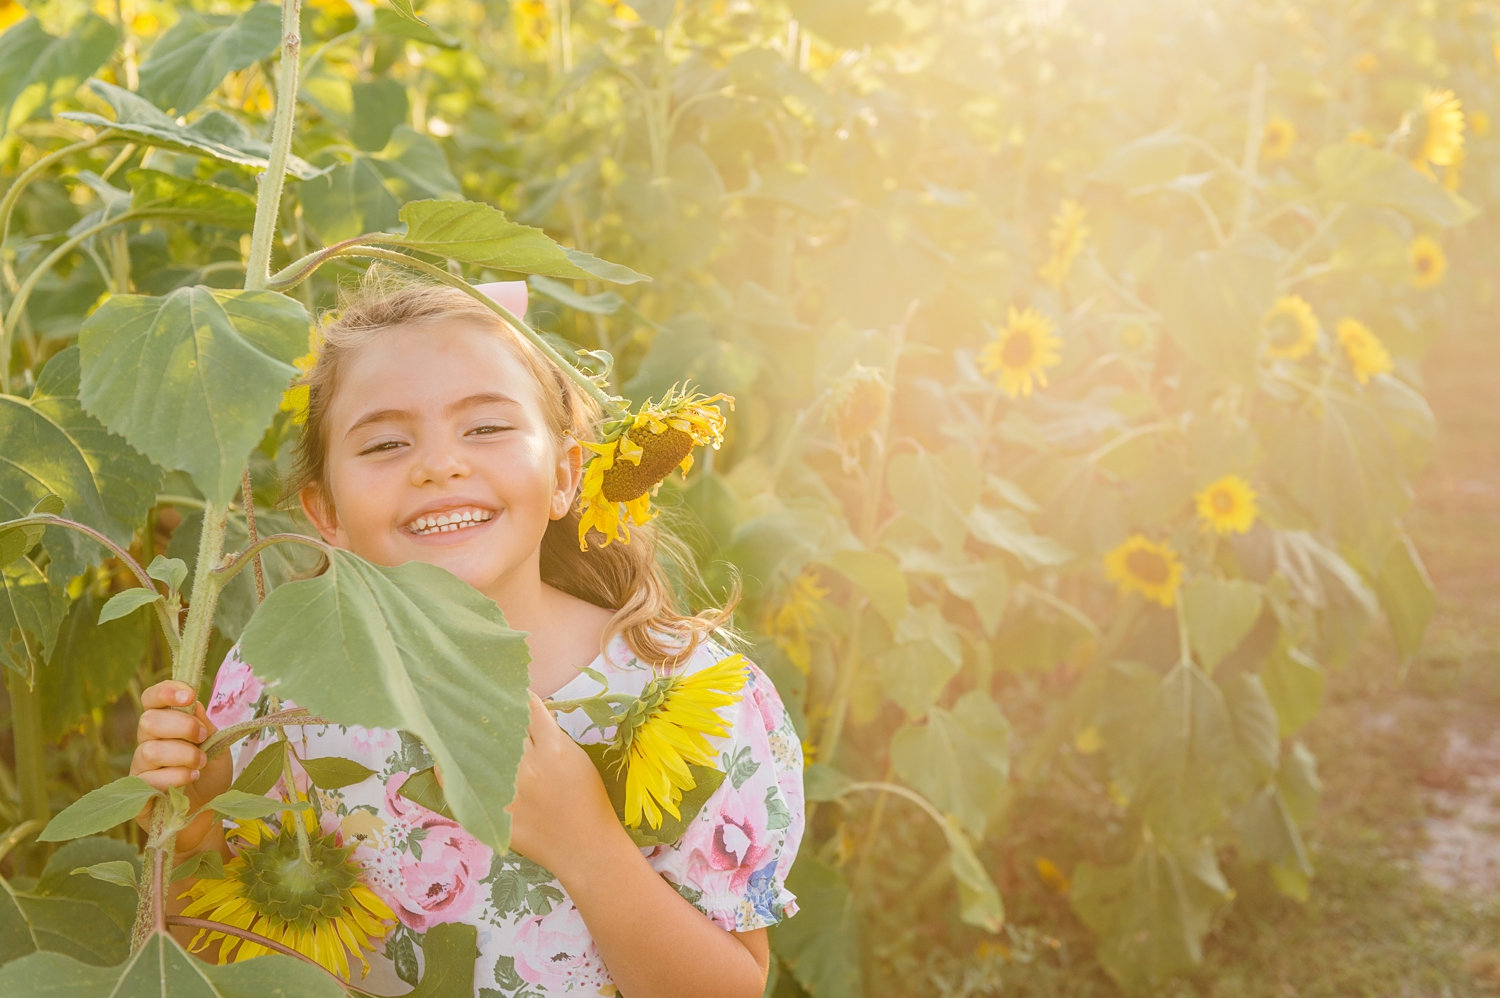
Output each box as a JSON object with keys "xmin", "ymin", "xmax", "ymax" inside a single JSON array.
[
  {"xmin": 243, "ymin": 0, "xmax": 305, "ymax": 291},
  {"xmin": 210, "ymin": 532, "xmax": 329, "ymax": 586},
  {"xmin": 6, "ymin": 674, "xmax": 49, "ymax": 860},
  {"xmin": 174, "ymin": 502, "xmax": 230, "ymax": 692},
  {"xmin": 200, "ymin": 708, "xmax": 333, "ymax": 760}
]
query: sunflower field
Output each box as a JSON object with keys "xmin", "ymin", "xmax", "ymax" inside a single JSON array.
[{"xmin": 0, "ymin": 0, "xmax": 1495, "ymax": 994}]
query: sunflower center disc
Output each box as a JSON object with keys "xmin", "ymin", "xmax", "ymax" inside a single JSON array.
[
  {"xmin": 601, "ymin": 426, "xmax": 695, "ymax": 503},
  {"xmin": 1126, "ymin": 549, "xmax": 1170, "ymax": 585},
  {"xmin": 1001, "ymin": 333, "xmax": 1034, "ymax": 367}
]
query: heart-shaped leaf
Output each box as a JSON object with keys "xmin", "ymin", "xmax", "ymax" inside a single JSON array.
[
  {"xmin": 39, "ymin": 776, "xmax": 158, "ymax": 843},
  {"xmin": 373, "ymin": 199, "xmax": 649, "ymax": 284},
  {"xmin": 239, "ymin": 552, "xmax": 532, "ymax": 854},
  {"xmin": 137, "ymin": 4, "xmax": 281, "ymax": 114},
  {"xmin": 78, "ymin": 287, "xmax": 310, "ymax": 505}
]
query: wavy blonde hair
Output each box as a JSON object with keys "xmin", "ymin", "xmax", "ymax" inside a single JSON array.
[{"xmin": 283, "ymin": 269, "xmax": 736, "ymax": 668}]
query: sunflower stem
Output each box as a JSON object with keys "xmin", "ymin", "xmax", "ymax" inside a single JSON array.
[
  {"xmin": 278, "ymin": 731, "xmax": 314, "ymax": 865},
  {"xmin": 243, "ymin": 0, "xmax": 303, "ymax": 291}
]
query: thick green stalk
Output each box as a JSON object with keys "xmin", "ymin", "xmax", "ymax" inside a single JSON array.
[
  {"xmin": 244, "ymin": 0, "xmax": 304, "ymax": 291},
  {"xmin": 173, "ymin": 502, "xmax": 230, "ymax": 691},
  {"xmin": 5, "ymin": 672, "xmax": 49, "ymax": 862}
]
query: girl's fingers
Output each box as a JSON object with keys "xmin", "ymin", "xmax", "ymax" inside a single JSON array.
[
  {"xmin": 140, "ymin": 681, "xmax": 197, "ymax": 710},
  {"xmin": 136, "ymin": 739, "xmax": 208, "ymax": 772},
  {"xmin": 137, "ymin": 707, "xmax": 209, "ymax": 745},
  {"xmin": 526, "ymin": 692, "xmax": 551, "ymax": 744}
]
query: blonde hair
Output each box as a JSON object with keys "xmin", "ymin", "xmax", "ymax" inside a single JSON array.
[{"xmin": 283, "ymin": 268, "xmax": 736, "ymax": 668}]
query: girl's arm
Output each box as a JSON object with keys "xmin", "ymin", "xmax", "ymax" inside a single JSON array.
[{"xmin": 507, "ymin": 694, "xmax": 770, "ymax": 998}]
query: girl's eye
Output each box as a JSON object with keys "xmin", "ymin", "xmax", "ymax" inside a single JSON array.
[
  {"xmin": 468, "ymin": 424, "xmax": 511, "ymax": 436},
  {"xmin": 357, "ymin": 440, "xmax": 404, "ymax": 455}
]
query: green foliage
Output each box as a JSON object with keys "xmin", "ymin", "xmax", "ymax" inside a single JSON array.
[{"xmin": 0, "ymin": 0, "xmax": 1492, "ymax": 992}]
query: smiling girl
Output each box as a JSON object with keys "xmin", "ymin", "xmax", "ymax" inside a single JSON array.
[{"xmin": 129, "ymin": 273, "xmax": 804, "ymax": 996}]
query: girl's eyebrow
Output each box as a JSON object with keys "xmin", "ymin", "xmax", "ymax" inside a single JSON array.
[{"xmin": 343, "ymin": 392, "xmax": 522, "ymax": 439}]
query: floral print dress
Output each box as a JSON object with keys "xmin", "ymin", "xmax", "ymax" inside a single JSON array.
[{"xmin": 205, "ymin": 635, "xmax": 804, "ymax": 997}]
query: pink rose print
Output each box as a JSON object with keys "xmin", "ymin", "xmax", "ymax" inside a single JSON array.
[
  {"xmin": 750, "ymin": 678, "xmax": 784, "ymax": 736},
  {"xmin": 513, "ymin": 900, "xmax": 612, "ymax": 991},
  {"xmin": 379, "ymin": 773, "xmax": 492, "ymax": 931},
  {"xmin": 206, "ymin": 653, "xmax": 263, "ymax": 728},
  {"xmin": 687, "ymin": 789, "xmax": 773, "ymax": 894}
]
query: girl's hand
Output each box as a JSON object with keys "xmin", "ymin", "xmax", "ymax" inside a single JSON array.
[
  {"xmin": 506, "ymin": 692, "xmax": 624, "ymax": 876},
  {"xmin": 130, "ymin": 680, "xmax": 232, "ymax": 854}
]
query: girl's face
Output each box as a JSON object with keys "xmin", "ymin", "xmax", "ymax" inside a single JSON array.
[{"xmin": 300, "ymin": 317, "xmax": 579, "ymax": 608}]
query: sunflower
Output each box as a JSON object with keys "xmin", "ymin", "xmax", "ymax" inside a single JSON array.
[
  {"xmin": 612, "ymin": 654, "xmax": 749, "ymax": 829},
  {"xmin": 1409, "ymin": 235, "xmax": 1447, "ymax": 288},
  {"xmin": 179, "ymin": 817, "xmax": 394, "ymax": 979},
  {"xmin": 1261, "ymin": 295, "xmax": 1319, "ymax": 360},
  {"xmin": 278, "ymin": 327, "xmax": 324, "ymax": 425},
  {"xmin": 1413, "ymin": 88, "xmax": 1464, "ymax": 176},
  {"xmin": 979, "ymin": 306, "xmax": 1061, "ymax": 398},
  {"xmin": 1103, "ymin": 534, "xmax": 1184, "ymax": 608},
  {"xmin": 768, "ymin": 569, "xmax": 828, "ymax": 674},
  {"xmin": 577, "ymin": 387, "xmax": 732, "ymax": 550},
  {"xmin": 513, "ymin": 0, "xmax": 551, "ymax": 57},
  {"xmin": 1443, "ymin": 145, "xmax": 1464, "ymax": 192},
  {"xmin": 1261, "ymin": 116, "xmax": 1296, "ymax": 162},
  {"xmin": 1335, "ymin": 318, "xmax": 1394, "ymax": 385},
  {"xmin": 826, "ymin": 365, "xmax": 888, "ymax": 444},
  {"xmin": 1038, "ymin": 200, "xmax": 1088, "ymax": 288},
  {"xmin": 0, "ymin": 0, "xmax": 26, "ymax": 35},
  {"xmin": 1194, "ymin": 474, "xmax": 1258, "ymax": 535}
]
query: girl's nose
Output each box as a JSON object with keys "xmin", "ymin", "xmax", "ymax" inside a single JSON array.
[{"xmin": 409, "ymin": 441, "xmax": 470, "ymax": 486}]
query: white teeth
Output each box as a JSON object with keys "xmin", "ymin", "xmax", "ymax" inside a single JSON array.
[{"xmin": 407, "ymin": 509, "xmax": 493, "ymax": 535}]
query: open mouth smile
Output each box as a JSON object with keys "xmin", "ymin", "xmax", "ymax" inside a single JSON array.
[{"xmin": 405, "ymin": 509, "xmax": 495, "ymax": 536}]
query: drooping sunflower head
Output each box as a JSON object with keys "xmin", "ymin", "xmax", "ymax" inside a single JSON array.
[
  {"xmin": 1261, "ymin": 295, "xmax": 1319, "ymax": 360},
  {"xmin": 577, "ymin": 387, "xmax": 733, "ymax": 550},
  {"xmin": 979, "ymin": 306, "xmax": 1062, "ymax": 399},
  {"xmin": 826, "ymin": 364, "xmax": 889, "ymax": 444},
  {"xmin": 1414, "ymin": 88, "xmax": 1465, "ymax": 173},
  {"xmin": 611, "ymin": 654, "xmax": 749, "ymax": 829},
  {"xmin": 1261, "ymin": 116, "xmax": 1297, "ymax": 162},
  {"xmin": 1409, "ymin": 235, "xmax": 1447, "ymax": 288},
  {"xmin": 1103, "ymin": 534, "xmax": 1184, "ymax": 607},
  {"xmin": 180, "ymin": 819, "xmax": 394, "ymax": 979},
  {"xmin": 1335, "ymin": 318, "xmax": 1394, "ymax": 385},
  {"xmin": 1038, "ymin": 200, "xmax": 1089, "ymax": 288},
  {"xmin": 1194, "ymin": 475, "xmax": 1258, "ymax": 535}
]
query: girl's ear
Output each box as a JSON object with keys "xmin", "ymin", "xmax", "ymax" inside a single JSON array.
[
  {"xmin": 299, "ymin": 485, "xmax": 343, "ymax": 544},
  {"xmin": 550, "ymin": 436, "xmax": 584, "ymax": 520}
]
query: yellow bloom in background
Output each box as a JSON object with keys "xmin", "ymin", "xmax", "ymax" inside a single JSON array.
[
  {"xmin": 1353, "ymin": 52, "xmax": 1379, "ymax": 74},
  {"xmin": 979, "ymin": 306, "xmax": 1061, "ymax": 399},
  {"xmin": 1261, "ymin": 116, "xmax": 1296, "ymax": 162},
  {"xmin": 180, "ymin": 819, "xmax": 394, "ymax": 979},
  {"xmin": 1195, "ymin": 474, "xmax": 1258, "ymax": 535},
  {"xmin": 1414, "ymin": 88, "xmax": 1464, "ymax": 175},
  {"xmin": 1443, "ymin": 145, "xmax": 1465, "ymax": 191},
  {"xmin": 1336, "ymin": 318, "xmax": 1394, "ymax": 385},
  {"xmin": 1035, "ymin": 857, "xmax": 1072, "ymax": 894},
  {"xmin": 1346, "ymin": 128, "xmax": 1375, "ymax": 146},
  {"xmin": 1104, "ymin": 534, "xmax": 1184, "ymax": 607},
  {"xmin": 768, "ymin": 569, "xmax": 828, "ymax": 674},
  {"xmin": 1471, "ymin": 109, "xmax": 1491, "ymax": 138},
  {"xmin": 577, "ymin": 388, "xmax": 732, "ymax": 550},
  {"xmin": 614, "ymin": 654, "xmax": 749, "ymax": 829},
  {"xmin": 1038, "ymin": 200, "xmax": 1088, "ymax": 287},
  {"xmin": 513, "ymin": 0, "xmax": 551, "ymax": 57},
  {"xmin": 0, "ymin": 0, "xmax": 27, "ymax": 35},
  {"xmin": 1074, "ymin": 726, "xmax": 1103, "ymax": 755},
  {"xmin": 279, "ymin": 327, "xmax": 324, "ymax": 425},
  {"xmin": 1261, "ymin": 295, "xmax": 1319, "ymax": 360},
  {"xmin": 1409, "ymin": 234, "xmax": 1447, "ymax": 288}
]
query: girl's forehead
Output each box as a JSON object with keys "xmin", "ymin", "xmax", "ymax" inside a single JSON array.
[{"xmin": 331, "ymin": 318, "xmax": 543, "ymax": 414}]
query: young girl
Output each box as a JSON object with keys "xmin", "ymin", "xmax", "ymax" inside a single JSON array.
[{"xmin": 129, "ymin": 274, "xmax": 804, "ymax": 997}]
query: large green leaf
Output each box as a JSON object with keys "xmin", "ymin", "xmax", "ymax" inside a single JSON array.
[
  {"xmin": 372, "ymin": 199, "xmax": 649, "ymax": 284},
  {"xmin": 352, "ymin": 78, "xmax": 410, "ymax": 152},
  {"xmin": 137, "ymin": 4, "xmax": 281, "ymax": 114},
  {"xmin": 822, "ymin": 548, "xmax": 908, "ymax": 628},
  {"xmin": 1071, "ymin": 839, "xmax": 1231, "ymax": 990},
  {"xmin": 1374, "ymin": 533, "xmax": 1435, "ymax": 664},
  {"xmin": 890, "ymin": 691, "xmax": 1010, "ymax": 838},
  {"xmin": 1181, "ymin": 578, "xmax": 1262, "ymax": 672},
  {"xmin": 1315, "ymin": 143, "xmax": 1478, "ymax": 229},
  {"xmin": 0, "ymin": 348, "xmax": 163, "ymax": 584},
  {"xmin": 769, "ymin": 857, "xmax": 863, "ymax": 997},
  {"xmin": 127, "ymin": 169, "xmax": 258, "ymax": 229},
  {"xmin": 1221, "ymin": 672, "xmax": 1280, "ymax": 782},
  {"xmin": 238, "ymin": 552, "xmax": 532, "ymax": 854},
  {"xmin": 39, "ymin": 776, "xmax": 158, "ymax": 842},
  {"xmin": 0, "ymin": 838, "xmax": 140, "ymax": 968},
  {"xmin": 61, "ymin": 81, "xmax": 321, "ymax": 179},
  {"xmin": 1260, "ymin": 643, "xmax": 1324, "ymax": 738},
  {"xmin": 0, "ymin": 14, "xmax": 117, "ymax": 136},
  {"xmin": 406, "ymin": 923, "xmax": 480, "ymax": 998},
  {"xmin": 78, "ymin": 287, "xmax": 309, "ymax": 506},
  {"xmin": 1118, "ymin": 663, "xmax": 1239, "ymax": 839},
  {"xmin": 39, "ymin": 587, "xmax": 150, "ymax": 739},
  {"xmin": 301, "ymin": 128, "xmax": 461, "ymax": 243},
  {"xmin": 886, "ymin": 447, "xmax": 981, "ymax": 552},
  {"xmin": 0, "ymin": 931, "xmax": 343, "ymax": 997},
  {"xmin": 1160, "ymin": 242, "xmax": 1276, "ymax": 385},
  {"xmin": 0, "ymin": 555, "xmax": 65, "ymax": 679}
]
